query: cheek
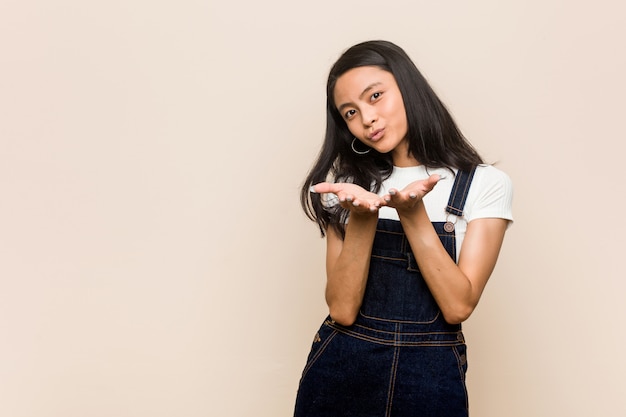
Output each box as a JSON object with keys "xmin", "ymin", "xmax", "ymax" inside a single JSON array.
[
  {"xmin": 345, "ymin": 120, "xmax": 360, "ymax": 137},
  {"xmin": 393, "ymin": 101, "xmax": 408, "ymax": 127}
]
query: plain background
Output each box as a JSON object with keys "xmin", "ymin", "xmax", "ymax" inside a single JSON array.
[{"xmin": 1, "ymin": 1, "xmax": 625, "ymax": 416}]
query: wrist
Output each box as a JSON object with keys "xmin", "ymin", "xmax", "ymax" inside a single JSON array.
[
  {"xmin": 396, "ymin": 200, "xmax": 428, "ymax": 223},
  {"xmin": 395, "ymin": 199, "xmax": 422, "ymax": 216},
  {"xmin": 349, "ymin": 210, "xmax": 379, "ymax": 222}
]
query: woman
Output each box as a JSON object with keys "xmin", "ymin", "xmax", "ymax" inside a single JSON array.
[{"xmin": 295, "ymin": 40, "xmax": 513, "ymax": 417}]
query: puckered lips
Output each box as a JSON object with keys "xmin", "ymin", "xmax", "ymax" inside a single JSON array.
[{"xmin": 368, "ymin": 128, "xmax": 385, "ymax": 142}]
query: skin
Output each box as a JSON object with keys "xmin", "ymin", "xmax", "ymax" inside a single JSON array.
[{"xmin": 311, "ymin": 66, "xmax": 509, "ymax": 326}]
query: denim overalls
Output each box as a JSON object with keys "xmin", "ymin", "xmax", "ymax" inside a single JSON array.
[{"xmin": 295, "ymin": 169, "xmax": 476, "ymax": 417}]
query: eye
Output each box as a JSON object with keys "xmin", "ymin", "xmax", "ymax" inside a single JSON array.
[
  {"xmin": 370, "ymin": 92, "xmax": 382, "ymax": 101},
  {"xmin": 344, "ymin": 109, "xmax": 356, "ymax": 119}
]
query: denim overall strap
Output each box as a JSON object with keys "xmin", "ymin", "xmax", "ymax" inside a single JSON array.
[{"xmin": 446, "ymin": 168, "xmax": 476, "ymax": 216}]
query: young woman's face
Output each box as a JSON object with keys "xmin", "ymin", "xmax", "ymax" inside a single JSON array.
[{"xmin": 333, "ymin": 66, "xmax": 414, "ymax": 166}]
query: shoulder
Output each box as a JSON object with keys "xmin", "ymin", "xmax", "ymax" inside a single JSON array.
[
  {"xmin": 473, "ymin": 164, "xmax": 512, "ymax": 186},
  {"xmin": 470, "ymin": 165, "xmax": 513, "ymax": 199},
  {"xmin": 465, "ymin": 165, "xmax": 514, "ymax": 222}
]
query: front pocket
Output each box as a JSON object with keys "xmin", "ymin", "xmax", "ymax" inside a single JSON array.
[
  {"xmin": 452, "ymin": 344, "xmax": 469, "ymax": 410},
  {"xmin": 299, "ymin": 322, "xmax": 338, "ymax": 384},
  {"xmin": 453, "ymin": 344, "xmax": 468, "ymax": 377}
]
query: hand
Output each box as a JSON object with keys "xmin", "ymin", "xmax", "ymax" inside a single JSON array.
[
  {"xmin": 311, "ymin": 182, "xmax": 386, "ymax": 214},
  {"xmin": 382, "ymin": 174, "xmax": 442, "ymax": 212}
]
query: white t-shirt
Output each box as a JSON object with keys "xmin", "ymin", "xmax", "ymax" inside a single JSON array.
[
  {"xmin": 379, "ymin": 164, "xmax": 513, "ymax": 259},
  {"xmin": 324, "ymin": 164, "xmax": 514, "ymax": 260}
]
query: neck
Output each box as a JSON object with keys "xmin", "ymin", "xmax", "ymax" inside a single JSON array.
[
  {"xmin": 391, "ymin": 139, "xmax": 420, "ymax": 167},
  {"xmin": 391, "ymin": 149, "xmax": 420, "ymax": 167}
]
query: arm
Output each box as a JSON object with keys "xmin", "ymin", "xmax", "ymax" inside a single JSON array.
[
  {"xmin": 398, "ymin": 203, "xmax": 507, "ymax": 324},
  {"xmin": 311, "ymin": 182, "xmax": 385, "ymax": 326},
  {"xmin": 325, "ymin": 212, "xmax": 378, "ymax": 326},
  {"xmin": 384, "ymin": 175, "xmax": 509, "ymax": 324}
]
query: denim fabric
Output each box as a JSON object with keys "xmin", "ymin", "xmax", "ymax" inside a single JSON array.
[
  {"xmin": 446, "ymin": 168, "xmax": 476, "ymax": 217},
  {"xmin": 295, "ymin": 172, "xmax": 474, "ymax": 417}
]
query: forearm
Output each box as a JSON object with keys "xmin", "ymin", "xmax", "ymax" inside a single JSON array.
[
  {"xmin": 398, "ymin": 202, "xmax": 476, "ymax": 324},
  {"xmin": 325, "ymin": 213, "xmax": 378, "ymax": 325}
]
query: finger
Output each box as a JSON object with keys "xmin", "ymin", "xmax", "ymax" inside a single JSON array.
[
  {"xmin": 310, "ymin": 182, "xmax": 335, "ymax": 194},
  {"xmin": 387, "ymin": 189, "xmax": 401, "ymax": 201},
  {"xmin": 367, "ymin": 200, "xmax": 381, "ymax": 210},
  {"xmin": 390, "ymin": 189, "xmax": 409, "ymax": 201},
  {"xmin": 383, "ymin": 192, "xmax": 399, "ymax": 203}
]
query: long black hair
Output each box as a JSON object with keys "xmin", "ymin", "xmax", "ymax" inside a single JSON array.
[{"xmin": 301, "ymin": 40, "xmax": 483, "ymax": 238}]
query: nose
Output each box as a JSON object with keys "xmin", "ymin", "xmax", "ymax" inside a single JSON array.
[{"xmin": 361, "ymin": 106, "xmax": 378, "ymax": 126}]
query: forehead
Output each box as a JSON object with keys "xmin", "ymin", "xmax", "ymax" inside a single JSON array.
[{"xmin": 333, "ymin": 66, "xmax": 397, "ymax": 104}]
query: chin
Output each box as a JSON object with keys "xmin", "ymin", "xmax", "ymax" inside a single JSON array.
[{"xmin": 373, "ymin": 145, "xmax": 394, "ymax": 154}]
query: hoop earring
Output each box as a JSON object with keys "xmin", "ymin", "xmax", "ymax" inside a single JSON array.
[{"xmin": 351, "ymin": 138, "xmax": 371, "ymax": 155}]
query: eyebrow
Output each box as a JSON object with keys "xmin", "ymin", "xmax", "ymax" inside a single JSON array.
[{"xmin": 337, "ymin": 82, "xmax": 383, "ymax": 113}]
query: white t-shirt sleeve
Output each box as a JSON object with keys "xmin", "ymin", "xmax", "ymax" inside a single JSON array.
[{"xmin": 464, "ymin": 165, "xmax": 514, "ymax": 223}]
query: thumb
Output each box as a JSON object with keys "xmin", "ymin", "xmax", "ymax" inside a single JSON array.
[{"xmin": 423, "ymin": 174, "xmax": 442, "ymax": 191}]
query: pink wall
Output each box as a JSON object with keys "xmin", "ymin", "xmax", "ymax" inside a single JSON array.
[{"xmin": 1, "ymin": 1, "xmax": 624, "ymax": 416}]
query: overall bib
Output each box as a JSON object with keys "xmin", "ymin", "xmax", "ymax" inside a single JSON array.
[{"xmin": 295, "ymin": 169, "xmax": 476, "ymax": 417}]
